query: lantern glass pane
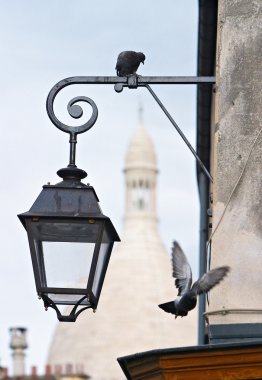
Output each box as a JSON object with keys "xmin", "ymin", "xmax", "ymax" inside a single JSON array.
[
  {"xmin": 92, "ymin": 228, "xmax": 112, "ymax": 297},
  {"xmin": 92, "ymin": 243, "xmax": 109, "ymax": 297},
  {"xmin": 30, "ymin": 220, "xmax": 102, "ymax": 289},
  {"xmin": 47, "ymin": 293, "xmax": 89, "ymax": 305},
  {"xmin": 42, "ymin": 241, "xmax": 95, "ymax": 288}
]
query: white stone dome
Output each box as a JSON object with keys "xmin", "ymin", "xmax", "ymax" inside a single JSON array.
[
  {"xmin": 124, "ymin": 126, "xmax": 157, "ymax": 171},
  {"xmin": 47, "ymin": 123, "xmax": 198, "ymax": 380}
]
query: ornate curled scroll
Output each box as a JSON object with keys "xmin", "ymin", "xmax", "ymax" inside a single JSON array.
[{"xmin": 46, "ymin": 79, "xmax": 99, "ymax": 135}]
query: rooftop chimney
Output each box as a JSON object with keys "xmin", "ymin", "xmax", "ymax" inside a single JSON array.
[
  {"xmin": 9, "ymin": 327, "xmax": 28, "ymax": 376},
  {"xmin": 0, "ymin": 367, "xmax": 8, "ymax": 379},
  {"xmin": 31, "ymin": 366, "xmax": 37, "ymax": 377}
]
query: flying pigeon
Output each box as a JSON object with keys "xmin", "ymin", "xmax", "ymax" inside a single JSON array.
[
  {"xmin": 115, "ymin": 51, "xmax": 146, "ymax": 76},
  {"xmin": 158, "ymin": 241, "xmax": 230, "ymax": 318}
]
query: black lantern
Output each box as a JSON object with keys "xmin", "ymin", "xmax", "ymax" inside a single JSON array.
[{"xmin": 18, "ymin": 95, "xmax": 120, "ymax": 322}]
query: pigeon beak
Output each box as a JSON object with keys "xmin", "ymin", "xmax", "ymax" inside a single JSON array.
[{"xmin": 142, "ymin": 61, "xmax": 144, "ymax": 65}]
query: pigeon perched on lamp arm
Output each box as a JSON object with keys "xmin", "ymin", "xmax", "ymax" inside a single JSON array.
[
  {"xmin": 158, "ymin": 241, "xmax": 230, "ymax": 318},
  {"xmin": 115, "ymin": 51, "xmax": 146, "ymax": 77}
]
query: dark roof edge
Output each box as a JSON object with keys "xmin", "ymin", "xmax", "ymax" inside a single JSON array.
[
  {"xmin": 118, "ymin": 340, "xmax": 262, "ymax": 361},
  {"xmin": 196, "ymin": 0, "xmax": 218, "ymax": 184},
  {"xmin": 117, "ymin": 340, "xmax": 262, "ymax": 378}
]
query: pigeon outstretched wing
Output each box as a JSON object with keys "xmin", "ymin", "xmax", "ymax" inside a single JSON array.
[
  {"xmin": 171, "ymin": 241, "xmax": 192, "ymax": 296},
  {"xmin": 191, "ymin": 266, "xmax": 230, "ymax": 295}
]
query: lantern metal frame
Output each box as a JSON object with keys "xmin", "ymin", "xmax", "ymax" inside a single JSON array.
[{"xmin": 18, "ymin": 184, "xmax": 119, "ymax": 322}]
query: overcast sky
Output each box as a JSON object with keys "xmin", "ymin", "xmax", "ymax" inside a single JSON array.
[{"xmin": 1, "ymin": 0, "xmax": 199, "ymax": 374}]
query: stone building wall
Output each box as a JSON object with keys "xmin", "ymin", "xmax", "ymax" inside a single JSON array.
[{"xmin": 208, "ymin": 0, "xmax": 262, "ymax": 331}]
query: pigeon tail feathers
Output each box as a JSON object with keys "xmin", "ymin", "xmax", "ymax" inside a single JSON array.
[{"xmin": 158, "ymin": 301, "xmax": 177, "ymax": 315}]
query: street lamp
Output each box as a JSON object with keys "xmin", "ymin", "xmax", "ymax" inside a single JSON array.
[
  {"xmin": 18, "ymin": 74, "xmax": 214, "ymax": 322},
  {"xmin": 18, "ymin": 96, "xmax": 120, "ymax": 322}
]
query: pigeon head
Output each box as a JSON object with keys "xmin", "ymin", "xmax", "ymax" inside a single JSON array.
[{"xmin": 137, "ymin": 52, "xmax": 146, "ymax": 64}]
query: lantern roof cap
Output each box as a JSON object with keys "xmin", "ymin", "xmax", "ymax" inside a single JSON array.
[{"xmin": 18, "ymin": 177, "xmax": 120, "ymax": 242}]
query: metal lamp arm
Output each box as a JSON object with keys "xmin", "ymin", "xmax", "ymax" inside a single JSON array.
[{"xmin": 46, "ymin": 75, "xmax": 215, "ymax": 181}]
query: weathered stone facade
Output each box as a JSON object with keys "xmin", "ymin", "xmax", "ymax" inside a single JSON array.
[{"xmin": 208, "ymin": 0, "xmax": 262, "ymax": 329}]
